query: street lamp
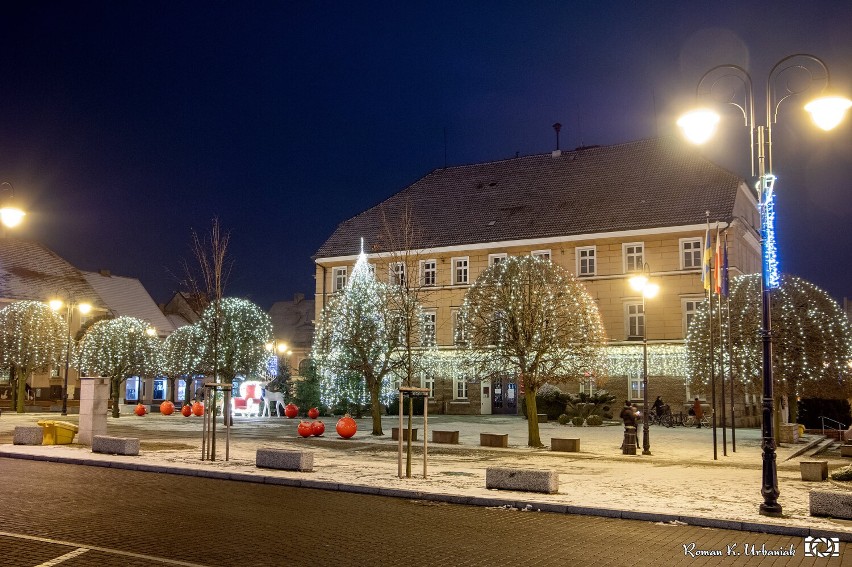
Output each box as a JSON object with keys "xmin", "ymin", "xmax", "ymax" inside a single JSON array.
[
  {"xmin": 678, "ymin": 54, "xmax": 851, "ymax": 517},
  {"xmin": 628, "ymin": 264, "xmax": 659, "ymax": 456},
  {"xmin": 49, "ymin": 297, "xmax": 92, "ymax": 416},
  {"xmin": 0, "ymin": 182, "xmax": 26, "ymax": 230}
]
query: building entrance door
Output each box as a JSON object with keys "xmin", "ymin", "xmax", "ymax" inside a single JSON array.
[{"xmin": 491, "ymin": 373, "xmax": 517, "ymax": 414}]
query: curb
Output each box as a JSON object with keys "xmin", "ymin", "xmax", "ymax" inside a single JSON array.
[{"xmin": 2, "ymin": 449, "xmax": 851, "ymax": 542}]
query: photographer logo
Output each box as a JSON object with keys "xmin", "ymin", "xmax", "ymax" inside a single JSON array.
[{"xmin": 803, "ymin": 536, "xmax": 840, "ymax": 557}]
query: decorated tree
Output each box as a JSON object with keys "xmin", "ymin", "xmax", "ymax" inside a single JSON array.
[
  {"xmin": 458, "ymin": 255, "xmax": 607, "ymax": 447},
  {"xmin": 197, "ymin": 298, "xmax": 271, "ymax": 383},
  {"xmin": 0, "ymin": 301, "xmax": 67, "ymax": 413},
  {"xmin": 686, "ymin": 274, "xmax": 852, "ymax": 421},
  {"xmin": 76, "ymin": 316, "xmax": 165, "ymax": 417},
  {"xmin": 313, "ymin": 252, "xmax": 402, "ymax": 435},
  {"xmin": 163, "ymin": 324, "xmax": 206, "ymax": 403}
]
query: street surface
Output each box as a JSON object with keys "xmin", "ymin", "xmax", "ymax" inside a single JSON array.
[{"xmin": 0, "ymin": 458, "xmax": 844, "ymax": 566}]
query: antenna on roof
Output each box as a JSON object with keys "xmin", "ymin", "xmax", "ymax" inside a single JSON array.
[
  {"xmin": 360, "ymin": 237, "xmax": 364, "ymax": 255},
  {"xmin": 443, "ymin": 127, "xmax": 447, "ymax": 169},
  {"xmin": 552, "ymin": 122, "xmax": 562, "ymax": 150}
]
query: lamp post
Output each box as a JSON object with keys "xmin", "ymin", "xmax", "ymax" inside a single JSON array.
[
  {"xmin": 628, "ymin": 263, "xmax": 659, "ymax": 456},
  {"xmin": 0, "ymin": 182, "xmax": 26, "ymax": 230},
  {"xmin": 678, "ymin": 54, "xmax": 851, "ymax": 517},
  {"xmin": 49, "ymin": 297, "xmax": 92, "ymax": 416}
]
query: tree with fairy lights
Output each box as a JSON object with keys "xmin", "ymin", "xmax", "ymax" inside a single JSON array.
[
  {"xmin": 686, "ymin": 274, "xmax": 852, "ymax": 422},
  {"xmin": 197, "ymin": 297, "xmax": 271, "ymax": 383},
  {"xmin": 458, "ymin": 255, "xmax": 607, "ymax": 447},
  {"xmin": 313, "ymin": 252, "xmax": 403, "ymax": 435},
  {"xmin": 163, "ymin": 324, "xmax": 206, "ymax": 404},
  {"xmin": 0, "ymin": 301, "xmax": 67, "ymax": 413},
  {"xmin": 76, "ymin": 316, "xmax": 165, "ymax": 418}
]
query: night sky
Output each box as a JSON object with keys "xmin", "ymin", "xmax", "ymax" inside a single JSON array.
[{"xmin": 2, "ymin": 2, "xmax": 851, "ymax": 309}]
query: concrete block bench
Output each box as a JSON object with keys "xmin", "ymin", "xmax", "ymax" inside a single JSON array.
[
  {"xmin": 92, "ymin": 435, "xmax": 140, "ymax": 456},
  {"xmin": 800, "ymin": 461, "xmax": 828, "ymax": 481},
  {"xmin": 536, "ymin": 413, "xmax": 548, "ymax": 423},
  {"xmin": 256, "ymin": 448, "xmax": 313, "ymax": 472},
  {"xmin": 841, "ymin": 445, "xmax": 852, "ymax": 458},
  {"xmin": 486, "ymin": 467, "xmax": 558, "ymax": 494},
  {"xmin": 810, "ymin": 490, "xmax": 852, "ymax": 519},
  {"xmin": 13, "ymin": 426, "xmax": 44, "ymax": 445},
  {"xmin": 480, "ymin": 433, "xmax": 508, "ymax": 448},
  {"xmin": 391, "ymin": 427, "xmax": 418, "ymax": 441},
  {"xmin": 432, "ymin": 430, "xmax": 459, "ymax": 444},
  {"xmin": 551, "ymin": 438, "xmax": 580, "ymax": 452}
]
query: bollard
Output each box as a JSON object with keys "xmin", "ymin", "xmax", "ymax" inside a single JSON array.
[{"xmin": 622, "ymin": 426, "xmax": 637, "ymax": 455}]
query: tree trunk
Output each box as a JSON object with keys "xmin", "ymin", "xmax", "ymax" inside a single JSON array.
[
  {"xmin": 16, "ymin": 368, "xmax": 31, "ymax": 413},
  {"xmin": 524, "ymin": 384, "xmax": 544, "ymax": 448},
  {"xmin": 112, "ymin": 378, "xmax": 121, "ymax": 418},
  {"xmin": 406, "ymin": 395, "xmax": 413, "ymax": 477},
  {"xmin": 369, "ymin": 379, "xmax": 383, "ymax": 435}
]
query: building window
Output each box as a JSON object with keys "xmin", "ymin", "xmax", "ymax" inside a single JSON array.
[
  {"xmin": 531, "ymin": 249, "xmax": 551, "ymax": 261},
  {"xmin": 454, "ymin": 377, "xmax": 468, "ymax": 400},
  {"xmin": 576, "ymin": 246, "xmax": 596, "ymax": 277},
  {"xmin": 389, "ymin": 262, "xmax": 406, "ymax": 286},
  {"xmin": 680, "ymin": 238, "xmax": 702, "ymax": 269},
  {"xmin": 626, "ymin": 302, "xmax": 644, "ymax": 339},
  {"xmin": 580, "ymin": 376, "xmax": 596, "ymax": 395},
  {"xmin": 451, "ymin": 309, "xmax": 467, "ymax": 345},
  {"xmin": 623, "ymin": 243, "xmax": 644, "ymax": 273},
  {"xmin": 452, "ymin": 257, "xmax": 469, "ymax": 285},
  {"xmin": 332, "ymin": 267, "xmax": 347, "ymax": 292},
  {"xmin": 422, "ymin": 310, "xmax": 436, "ymax": 346},
  {"xmin": 682, "ymin": 298, "xmax": 703, "ymax": 336},
  {"xmin": 488, "ymin": 253, "xmax": 507, "ymax": 266},
  {"xmin": 420, "ymin": 259, "xmax": 437, "ymax": 286},
  {"xmin": 630, "ymin": 373, "xmax": 644, "ymax": 400},
  {"xmin": 422, "ymin": 373, "xmax": 435, "ymax": 398}
]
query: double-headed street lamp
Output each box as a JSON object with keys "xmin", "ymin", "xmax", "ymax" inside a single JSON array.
[
  {"xmin": 49, "ymin": 296, "xmax": 92, "ymax": 416},
  {"xmin": 629, "ymin": 264, "xmax": 659, "ymax": 456},
  {"xmin": 0, "ymin": 182, "xmax": 26, "ymax": 230},
  {"xmin": 678, "ymin": 54, "xmax": 851, "ymax": 517}
]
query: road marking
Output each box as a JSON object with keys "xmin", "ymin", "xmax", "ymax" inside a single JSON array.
[
  {"xmin": 34, "ymin": 547, "xmax": 89, "ymax": 566},
  {"xmin": 0, "ymin": 531, "xmax": 210, "ymax": 566}
]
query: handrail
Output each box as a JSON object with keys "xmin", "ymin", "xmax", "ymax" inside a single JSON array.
[{"xmin": 820, "ymin": 415, "xmax": 847, "ymax": 437}]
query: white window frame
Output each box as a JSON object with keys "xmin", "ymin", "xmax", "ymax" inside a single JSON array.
[
  {"xmin": 420, "ymin": 259, "xmax": 437, "ymax": 286},
  {"xmin": 488, "ymin": 253, "xmax": 507, "ymax": 267},
  {"xmin": 367, "ymin": 263, "xmax": 376, "ymax": 278},
  {"xmin": 332, "ymin": 267, "xmax": 347, "ymax": 292},
  {"xmin": 625, "ymin": 301, "xmax": 645, "ymax": 340},
  {"xmin": 422, "ymin": 373, "xmax": 435, "ymax": 398},
  {"xmin": 454, "ymin": 377, "xmax": 468, "ymax": 400},
  {"xmin": 422, "ymin": 310, "xmax": 437, "ymax": 346},
  {"xmin": 682, "ymin": 297, "xmax": 703, "ymax": 336},
  {"xmin": 630, "ymin": 372, "xmax": 644, "ymax": 400},
  {"xmin": 576, "ymin": 246, "xmax": 596, "ymax": 277},
  {"xmin": 389, "ymin": 261, "xmax": 406, "ymax": 286},
  {"xmin": 531, "ymin": 249, "xmax": 551, "ymax": 261},
  {"xmin": 579, "ymin": 376, "xmax": 596, "ymax": 395},
  {"xmin": 680, "ymin": 238, "xmax": 702, "ymax": 270},
  {"xmin": 623, "ymin": 242, "xmax": 644, "ymax": 273},
  {"xmin": 451, "ymin": 308, "xmax": 467, "ymax": 345},
  {"xmin": 452, "ymin": 256, "xmax": 469, "ymax": 285}
]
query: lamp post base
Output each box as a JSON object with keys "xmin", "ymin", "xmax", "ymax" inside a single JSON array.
[{"xmin": 759, "ymin": 503, "xmax": 783, "ymax": 517}]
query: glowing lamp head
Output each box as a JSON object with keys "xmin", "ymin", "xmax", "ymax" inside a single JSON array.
[
  {"xmin": 146, "ymin": 326, "xmax": 157, "ymax": 337},
  {"xmin": 804, "ymin": 96, "xmax": 852, "ymax": 131},
  {"xmin": 78, "ymin": 303, "xmax": 92, "ymax": 314},
  {"xmin": 677, "ymin": 108, "xmax": 720, "ymax": 144},
  {"xmin": 628, "ymin": 274, "xmax": 649, "ymax": 292},
  {"xmin": 265, "ymin": 342, "xmax": 274, "ymax": 352},
  {"xmin": 49, "ymin": 299, "xmax": 64, "ymax": 311},
  {"xmin": 277, "ymin": 343, "xmax": 289, "ymax": 354},
  {"xmin": 643, "ymin": 283, "xmax": 660, "ymax": 299},
  {"xmin": 0, "ymin": 206, "xmax": 25, "ymax": 228}
]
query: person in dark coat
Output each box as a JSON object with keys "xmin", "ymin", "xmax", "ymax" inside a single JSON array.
[
  {"xmin": 693, "ymin": 397, "xmax": 704, "ymax": 428},
  {"xmin": 652, "ymin": 396, "xmax": 665, "ymax": 416},
  {"xmin": 620, "ymin": 400, "xmax": 637, "ymax": 427}
]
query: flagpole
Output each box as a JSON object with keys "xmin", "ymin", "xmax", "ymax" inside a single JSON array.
[
  {"xmin": 704, "ymin": 212, "xmax": 717, "ymax": 461},
  {"xmin": 724, "ymin": 232, "xmax": 736, "ymax": 452}
]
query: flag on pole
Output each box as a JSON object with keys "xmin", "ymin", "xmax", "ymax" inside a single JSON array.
[
  {"xmin": 713, "ymin": 224, "xmax": 722, "ymax": 294},
  {"xmin": 721, "ymin": 233, "xmax": 729, "ymax": 297},
  {"xmin": 702, "ymin": 222, "xmax": 712, "ymax": 291}
]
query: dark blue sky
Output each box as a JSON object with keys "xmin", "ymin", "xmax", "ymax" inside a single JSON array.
[{"xmin": 2, "ymin": 1, "xmax": 851, "ymax": 308}]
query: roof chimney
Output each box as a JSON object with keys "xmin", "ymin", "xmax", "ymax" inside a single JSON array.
[
  {"xmin": 99, "ymin": 269, "xmax": 111, "ymax": 277},
  {"xmin": 294, "ymin": 292, "xmax": 305, "ymax": 304},
  {"xmin": 552, "ymin": 122, "xmax": 562, "ymax": 157}
]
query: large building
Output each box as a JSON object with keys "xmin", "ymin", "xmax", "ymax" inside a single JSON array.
[{"xmin": 313, "ymin": 138, "xmax": 762, "ymax": 419}]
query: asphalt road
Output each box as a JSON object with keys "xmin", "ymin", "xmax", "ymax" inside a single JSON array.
[{"xmin": 0, "ymin": 458, "xmax": 844, "ymax": 567}]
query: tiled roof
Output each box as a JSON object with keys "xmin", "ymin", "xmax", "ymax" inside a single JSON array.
[
  {"xmin": 315, "ymin": 137, "xmax": 744, "ymax": 258},
  {"xmin": 269, "ymin": 296, "xmax": 315, "ymax": 349},
  {"xmin": 0, "ymin": 238, "xmax": 104, "ymax": 306},
  {"xmin": 82, "ymin": 271, "xmax": 176, "ymax": 336}
]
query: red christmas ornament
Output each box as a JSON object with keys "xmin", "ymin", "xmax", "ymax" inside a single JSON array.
[
  {"xmin": 311, "ymin": 420, "xmax": 325, "ymax": 436},
  {"xmin": 297, "ymin": 420, "xmax": 313, "ymax": 438},
  {"xmin": 336, "ymin": 415, "xmax": 357, "ymax": 439},
  {"xmin": 181, "ymin": 404, "xmax": 193, "ymax": 417},
  {"xmin": 192, "ymin": 402, "xmax": 204, "ymax": 417},
  {"xmin": 159, "ymin": 401, "xmax": 175, "ymax": 415},
  {"xmin": 307, "ymin": 407, "xmax": 319, "ymax": 419},
  {"xmin": 134, "ymin": 403, "xmax": 147, "ymax": 416},
  {"xmin": 284, "ymin": 403, "xmax": 299, "ymax": 418}
]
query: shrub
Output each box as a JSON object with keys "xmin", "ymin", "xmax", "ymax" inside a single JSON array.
[
  {"xmin": 831, "ymin": 465, "xmax": 852, "ymax": 482},
  {"xmin": 797, "ymin": 398, "xmax": 851, "ymax": 430},
  {"xmin": 565, "ymin": 389, "xmax": 617, "ymax": 420},
  {"xmin": 586, "ymin": 415, "xmax": 603, "ymax": 426},
  {"xmin": 571, "ymin": 416, "xmax": 585, "ymax": 427},
  {"xmin": 557, "ymin": 413, "xmax": 570, "ymax": 425},
  {"xmin": 520, "ymin": 383, "xmax": 569, "ymax": 420}
]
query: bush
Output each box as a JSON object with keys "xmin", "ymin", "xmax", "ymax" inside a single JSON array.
[
  {"xmin": 797, "ymin": 398, "xmax": 851, "ymax": 430},
  {"xmin": 571, "ymin": 416, "xmax": 585, "ymax": 427},
  {"xmin": 520, "ymin": 384, "xmax": 570, "ymax": 420},
  {"xmin": 565, "ymin": 389, "xmax": 617, "ymax": 420},
  {"xmin": 830, "ymin": 465, "xmax": 852, "ymax": 481},
  {"xmin": 557, "ymin": 413, "xmax": 570, "ymax": 425},
  {"xmin": 586, "ymin": 415, "xmax": 603, "ymax": 426},
  {"xmin": 386, "ymin": 395, "xmax": 424, "ymax": 416}
]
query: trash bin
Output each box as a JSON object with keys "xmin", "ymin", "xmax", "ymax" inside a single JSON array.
[{"xmin": 37, "ymin": 420, "xmax": 79, "ymax": 445}]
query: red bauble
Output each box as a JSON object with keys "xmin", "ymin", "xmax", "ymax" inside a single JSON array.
[
  {"xmin": 336, "ymin": 415, "xmax": 357, "ymax": 439},
  {"xmin": 307, "ymin": 407, "xmax": 319, "ymax": 419},
  {"xmin": 181, "ymin": 404, "xmax": 193, "ymax": 417},
  {"xmin": 297, "ymin": 420, "xmax": 313, "ymax": 438},
  {"xmin": 192, "ymin": 401, "xmax": 204, "ymax": 417},
  {"xmin": 134, "ymin": 403, "xmax": 147, "ymax": 416},
  {"xmin": 284, "ymin": 403, "xmax": 299, "ymax": 418},
  {"xmin": 311, "ymin": 420, "xmax": 325, "ymax": 436},
  {"xmin": 159, "ymin": 401, "xmax": 175, "ymax": 415}
]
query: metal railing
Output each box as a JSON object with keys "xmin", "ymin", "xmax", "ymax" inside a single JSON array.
[{"xmin": 820, "ymin": 416, "xmax": 847, "ymax": 438}]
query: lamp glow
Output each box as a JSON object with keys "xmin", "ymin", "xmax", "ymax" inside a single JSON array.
[
  {"xmin": 628, "ymin": 274, "xmax": 648, "ymax": 292},
  {"xmin": 677, "ymin": 108, "xmax": 721, "ymax": 144},
  {"xmin": 49, "ymin": 299, "xmax": 63, "ymax": 311},
  {"xmin": 0, "ymin": 206, "xmax": 25, "ymax": 228},
  {"xmin": 78, "ymin": 303, "xmax": 92, "ymax": 314},
  {"xmin": 643, "ymin": 283, "xmax": 660, "ymax": 299},
  {"xmin": 804, "ymin": 96, "xmax": 852, "ymax": 131},
  {"xmin": 146, "ymin": 326, "xmax": 157, "ymax": 336}
]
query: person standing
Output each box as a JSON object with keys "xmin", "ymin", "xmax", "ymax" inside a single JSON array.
[{"xmin": 693, "ymin": 397, "xmax": 704, "ymax": 428}]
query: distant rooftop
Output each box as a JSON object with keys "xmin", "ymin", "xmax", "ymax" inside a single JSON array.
[{"xmin": 82, "ymin": 270, "xmax": 176, "ymax": 336}]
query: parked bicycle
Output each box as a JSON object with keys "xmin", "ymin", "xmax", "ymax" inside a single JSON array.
[{"xmin": 648, "ymin": 404, "xmax": 676, "ymax": 427}]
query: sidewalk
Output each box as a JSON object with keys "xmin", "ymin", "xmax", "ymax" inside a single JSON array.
[{"xmin": 2, "ymin": 412, "xmax": 851, "ymax": 540}]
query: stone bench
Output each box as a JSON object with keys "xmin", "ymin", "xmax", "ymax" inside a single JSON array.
[
  {"xmin": 810, "ymin": 490, "xmax": 852, "ymax": 519},
  {"xmin": 92, "ymin": 435, "xmax": 140, "ymax": 456},
  {"xmin": 13, "ymin": 426, "xmax": 44, "ymax": 445},
  {"xmin": 800, "ymin": 460, "xmax": 828, "ymax": 481},
  {"xmin": 391, "ymin": 427, "xmax": 418, "ymax": 441},
  {"xmin": 485, "ymin": 467, "xmax": 558, "ymax": 494},
  {"xmin": 551, "ymin": 438, "xmax": 580, "ymax": 452},
  {"xmin": 536, "ymin": 413, "xmax": 548, "ymax": 423},
  {"xmin": 480, "ymin": 433, "xmax": 508, "ymax": 448},
  {"xmin": 432, "ymin": 430, "xmax": 459, "ymax": 444},
  {"xmin": 841, "ymin": 444, "xmax": 852, "ymax": 458},
  {"xmin": 256, "ymin": 448, "xmax": 313, "ymax": 472}
]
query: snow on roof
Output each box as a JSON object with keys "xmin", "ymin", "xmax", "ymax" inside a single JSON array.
[{"xmin": 82, "ymin": 271, "xmax": 176, "ymax": 336}]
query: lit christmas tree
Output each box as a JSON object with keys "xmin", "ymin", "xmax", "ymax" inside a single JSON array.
[
  {"xmin": 197, "ymin": 297, "xmax": 272, "ymax": 383},
  {"xmin": 163, "ymin": 324, "xmax": 206, "ymax": 403}
]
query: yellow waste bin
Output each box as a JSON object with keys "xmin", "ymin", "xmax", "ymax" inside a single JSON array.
[{"xmin": 37, "ymin": 420, "xmax": 79, "ymax": 445}]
